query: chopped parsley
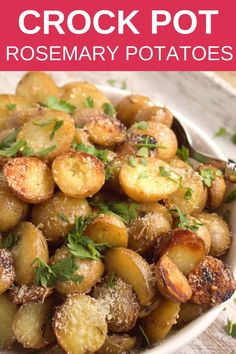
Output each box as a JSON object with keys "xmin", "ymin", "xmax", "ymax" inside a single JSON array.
[
  {"xmin": 6, "ymin": 103, "xmax": 17, "ymax": 111},
  {"xmin": 49, "ymin": 120, "xmax": 64, "ymax": 140},
  {"xmin": 107, "ymin": 79, "xmax": 127, "ymax": 90},
  {"xmin": 46, "ymin": 96, "xmax": 76, "ymax": 114},
  {"xmin": 134, "ymin": 121, "xmax": 149, "ymax": 130},
  {"xmin": 177, "ymin": 146, "xmax": 189, "ymax": 162},
  {"xmin": 184, "ymin": 187, "xmax": 193, "ymax": 200},
  {"xmin": 85, "ymin": 96, "xmax": 94, "ymax": 108},
  {"xmin": 128, "ymin": 156, "xmax": 137, "ymax": 167},
  {"xmin": 175, "ymin": 206, "xmax": 202, "ymax": 231},
  {"xmin": 214, "ymin": 127, "xmax": 229, "ymax": 138},
  {"xmin": 102, "ymin": 102, "xmax": 116, "ymax": 116},
  {"xmin": 231, "ymin": 134, "xmax": 236, "ymax": 145},
  {"xmin": 107, "ymin": 272, "xmax": 116, "ymax": 289},
  {"xmin": 159, "ymin": 166, "xmax": 171, "ymax": 177},
  {"xmin": 225, "ymin": 319, "xmax": 236, "ymax": 338},
  {"xmin": 107, "ymin": 79, "xmax": 116, "ymax": 87},
  {"xmin": 200, "ymin": 168, "xmax": 215, "ymax": 187},
  {"xmin": 73, "ymin": 143, "xmax": 109, "ymax": 164},
  {"xmin": 137, "ymin": 147, "xmax": 149, "ymax": 158},
  {"xmin": 3, "ymin": 233, "xmax": 19, "ymax": 249},
  {"xmin": 33, "ymin": 119, "xmax": 56, "ymax": 127},
  {"xmin": 37, "ymin": 145, "xmax": 56, "ymax": 157},
  {"xmin": 225, "ymin": 189, "xmax": 236, "ymax": 203},
  {"xmin": 0, "ymin": 140, "xmax": 26, "ymax": 157},
  {"xmin": 57, "ymin": 212, "xmax": 69, "ymax": 222},
  {"xmin": 0, "ymin": 128, "xmax": 19, "ymax": 150}
]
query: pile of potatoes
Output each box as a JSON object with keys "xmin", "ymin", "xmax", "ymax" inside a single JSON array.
[{"xmin": 0, "ymin": 72, "xmax": 235, "ymax": 354}]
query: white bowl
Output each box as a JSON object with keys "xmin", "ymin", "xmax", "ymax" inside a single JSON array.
[{"xmin": 101, "ymin": 85, "xmax": 236, "ymax": 354}]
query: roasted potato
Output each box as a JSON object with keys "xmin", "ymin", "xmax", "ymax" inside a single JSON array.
[
  {"xmin": 0, "ymin": 249, "xmax": 15, "ymax": 294},
  {"xmin": 116, "ymin": 94, "xmax": 153, "ymax": 127},
  {"xmin": 156, "ymin": 229, "xmax": 206, "ymax": 275},
  {"xmin": 61, "ymin": 82, "xmax": 111, "ymax": 111},
  {"xmin": 16, "ymin": 72, "xmax": 59, "ymax": 105},
  {"xmin": 142, "ymin": 298, "xmax": 180, "ymax": 343},
  {"xmin": 97, "ymin": 334, "xmax": 136, "ymax": 354},
  {"xmin": 155, "ymin": 255, "xmax": 192, "ymax": 303},
  {"xmin": 74, "ymin": 127, "xmax": 93, "ymax": 145},
  {"xmin": 9, "ymin": 285, "xmax": 53, "ymax": 305},
  {"xmin": 93, "ymin": 275, "xmax": 140, "ymax": 332},
  {"xmin": 17, "ymin": 109, "xmax": 76, "ymax": 160},
  {"xmin": 53, "ymin": 294, "xmax": 107, "ymax": 354},
  {"xmin": 185, "ymin": 215, "xmax": 211, "ymax": 254},
  {"xmin": 3, "ymin": 157, "xmax": 54, "ymax": 203},
  {"xmin": 52, "ymin": 151, "xmax": 105, "ymax": 198},
  {"xmin": 13, "ymin": 298, "xmax": 55, "ymax": 349},
  {"xmin": 74, "ymin": 109, "xmax": 126, "ymax": 147},
  {"xmin": 176, "ymin": 302, "xmax": 204, "ymax": 328},
  {"xmin": 11, "ymin": 222, "xmax": 49, "ymax": 284},
  {"xmin": 138, "ymin": 202, "xmax": 173, "ymax": 225},
  {"xmin": 105, "ymin": 247, "xmax": 156, "ymax": 305},
  {"xmin": 0, "ymin": 293, "xmax": 18, "ymax": 349},
  {"xmin": 188, "ymin": 256, "xmax": 236, "ymax": 307},
  {"xmin": 134, "ymin": 106, "xmax": 173, "ymax": 127},
  {"xmin": 32, "ymin": 192, "xmax": 91, "ymax": 243},
  {"xmin": 50, "ymin": 247, "xmax": 104, "ymax": 295},
  {"xmin": 197, "ymin": 212, "xmax": 231, "ymax": 257},
  {"xmin": 85, "ymin": 213, "xmax": 128, "ymax": 247},
  {"xmin": 119, "ymin": 158, "xmax": 180, "ymax": 203}
]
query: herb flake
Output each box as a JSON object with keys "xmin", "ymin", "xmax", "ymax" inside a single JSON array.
[{"xmin": 46, "ymin": 96, "xmax": 76, "ymax": 114}]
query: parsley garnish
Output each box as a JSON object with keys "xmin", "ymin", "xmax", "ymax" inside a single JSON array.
[
  {"xmin": 33, "ymin": 119, "xmax": 56, "ymax": 127},
  {"xmin": 49, "ymin": 120, "xmax": 64, "ymax": 140},
  {"xmin": 225, "ymin": 319, "xmax": 236, "ymax": 338},
  {"xmin": 225, "ymin": 190, "xmax": 236, "ymax": 203},
  {"xmin": 57, "ymin": 212, "xmax": 69, "ymax": 222},
  {"xmin": 107, "ymin": 272, "xmax": 116, "ymax": 289},
  {"xmin": 177, "ymin": 146, "xmax": 189, "ymax": 162},
  {"xmin": 0, "ymin": 128, "xmax": 19, "ymax": 150},
  {"xmin": 231, "ymin": 134, "xmax": 236, "ymax": 145},
  {"xmin": 102, "ymin": 102, "xmax": 116, "ymax": 116},
  {"xmin": 137, "ymin": 147, "xmax": 149, "ymax": 158},
  {"xmin": 107, "ymin": 79, "xmax": 127, "ymax": 90},
  {"xmin": 134, "ymin": 121, "xmax": 149, "ymax": 130},
  {"xmin": 175, "ymin": 206, "xmax": 202, "ymax": 231},
  {"xmin": 33, "ymin": 255, "xmax": 83, "ymax": 288},
  {"xmin": 85, "ymin": 96, "xmax": 94, "ymax": 108},
  {"xmin": 159, "ymin": 166, "xmax": 171, "ymax": 177},
  {"xmin": 0, "ymin": 140, "xmax": 26, "ymax": 157},
  {"xmin": 214, "ymin": 127, "xmax": 229, "ymax": 138},
  {"xmin": 3, "ymin": 233, "xmax": 19, "ymax": 249},
  {"xmin": 73, "ymin": 143, "xmax": 109, "ymax": 164},
  {"xmin": 46, "ymin": 96, "xmax": 76, "ymax": 114},
  {"xmin": 184, "ymin": 187, "xmax": 193, "ymax": 200},
  {"xmin": 37, "ymin": 145, "xmax": 56, "ymax": 157},
  {"xmin": 128, "ymin": 156, "xmax": 137, "ymax": 167},
  {"xmin": 107, "ymin": 79, "xmax": 116, "ymax": 87},
  {"xmin": 6, "ymin": 103, "xmax": 17, "ymax": 111},
  {"xmin": 200, "ymin": 168, "xmax": 215, "ymax": 187}
]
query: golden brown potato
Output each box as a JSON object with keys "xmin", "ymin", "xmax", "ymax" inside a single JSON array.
[
  {"xmin": 116, "ymin": 94, "xmax": 153, "ymax": 127},
  {"xmin": 156, "ymin": 229, "xmax": 206, "ymax": 275},
  {"xmin": 138, "ymin": 295, "xmax": 162, "ymax": 319},
  {"xmin": 61, "ymin": 82, "xmax": 111, "ymax": 111},
  {"xmin": 93, "ymin": 275, "xmax": 140, "ymax": 332},
  {"xmin": 52, "ymin": 151, "xmax": 105, "ymax": 198},
  {"xmin": 119, "ymin": 157, "xmax": 180, "ymax": 203},
  {"xmin": 53, "ymin": 294, "xmax": 107, "ymax": 354},
  {"xmin": 74, "ymin": 109, "xmax": 126, "ymax": 147},
  {"xmin": 128, "ymin": 211, "xmax": 172, "ymax": 255},
  {"xmin": 13, "ymin": 298, "xmax": 55, "ymax": 349},
  {"xmin": 188, "ymin": 256, "xmax": 236, "ymax": 307},
  {"xmin": 16, "ymin": 72, "xmax": 59, "ymax": 105},
  {"xmin": 134, "ymin": 106, "xmax": 173, "ymax": 127},
  {"xmin": 176, "ymin": 302, "xmax": 204, "ymax": 328},
  {"xmin": 0, "ymin": 183, "xmax": 28, "ymax": 232},
  {"xmin": 128, "ymin": 121, "xmax": 178, "ymax": 160},
  {"xmin": 3, "ymin": 157, "xmax": 54, "ymax": 204},
  {"xmin": 0, "ymin": 249, "xmax": 15, "ymax": 294},
  {"xmin": 17, "ymin": 109, "xmax": 76, "ymax": 160},
  {"xmin": 105, "ymin": 247, "xmax": 156, "ymax": 306},
  {"xmin": 138, "ymin": 202, "xmax": 173, "ymax": 225},
  {"xmin": 9, "ymin": 285, "xmax": 53, "ymax": 305},
  {"xmin": 198, "ymin": 165, "xmax": 226, "ymax": 210},
  {"xmin": 142, "ymin": 298, "xmax": 180, "ymax": 343},
  {"xmin": 197, "ymin": 212, "xmax": 231, "ymax": 257},
  {"xmin": 97, "ymin": 334, "xmax": 136, "ymax": 354},
  {"xmin": 85, "ymin": 213, "xmax": 128, "ymax": 247},
  {"xmin": 0, "ymin": 293, "xmax": 18, "ymax": 349},
  {"xmin": 50, "ymin": 247, "xmax": 104, "ymax": 295},
  {"xmin": 32, "ymin": 192, "xmax": 91, "ymax": 243},
  {"xmin": 155, "ymin": 255, "xmax": 192, "ymax": 303},
  {"xmin": 74, "ymin": 127, "xmax": 92, "ymax": 145},
  {"xmin": 11, "ymin": 222, "xmax": 49, "ymax": 284}
]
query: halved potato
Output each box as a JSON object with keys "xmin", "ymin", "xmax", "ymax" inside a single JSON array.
[
  {"xmin": 138, "ymin": 202, "xmax": 173, "ymax": 226},
  {"xmin": 50, "ymin": 247, "xmax": 104, "ymax": 295},
  {"xmin": 119, "ymin": 158, "xmax": 180, "ymax": 203},
  {"xmin": 32, "ymin": 192, "xmax": 91, "ymax": 243},
  {"xmin": 141, "ymin": 298, "xmax": 180, "ymax": 343},
  {"xmin": 3, "ymin": 157, "xmax": 54, "ymax": 204},
  {"xmin": 74, "ymin": 109, "xmax": 126, "ymax": 147},
  {"xmin": 9, "ymin": 285, "xmax": 53, "ymax": 305},
  {"xmin": 105, "ymin": 247, "xmax": 156, "ymax": 305},
  {"xmin": 93, "ymin": 275, "xmax": 140, "ymax": 332},
  {"xmin": 61, "ymin": 82, "xmax": 111, "ymax": 111},
  {"xmin": 188, "ymin": 256, "xmax": 236, "ymax": 307},
  {"xmin": 0, "ymin": 249, "xmax": 15, "ymax": 294},
  {"xmin": 134, "ymin": 106, "xmax": 173, "ymax": 127},
  {"xmin": 17, "ymin": 109, "xmax": 75, "ymax": 160},
  {"xmin": 97, "ymin": 334, "xmax": 136, "ymax": 354},
  {"xmin": 156, "ymin": 229, "xmax": 206, "ymax": 275},
  {"xmin": 197, "ymin": 212, "xmax": 231, "ymax": 257},
  {"xmin": 0, "ymin": 293, "xmax": 18, "ymax": 349},
  {"xmin": 53, "ymin": 294, "xmax": 107, "ymax": 354},
  {"xmin": 116, "ymin": 94, "xmax": 153, "ymax": 127},
  {"xmin": 16, "ymin": 72, "xmax": 59, "ymax": 105},
  {"xmin": 85, "ymin": 213, "xmax": 128, "ymax": 248},
  {"xmin": 52, "ymin": 151, "xmax": 105, "ymax": 198},
  {"xmin": 11, "ymin": 222, "xmax": 49, "ymax": 284},
  {"xmin": 155, "ymin": 255, "xmax": 192, "ymax": 303},
  {"xmin": 13, "ymin": 298, "xmax": 55, "ymax": 349},
  {"xmin": 176, "ymin": 302, "xmax": 203, "ymax": 328}
]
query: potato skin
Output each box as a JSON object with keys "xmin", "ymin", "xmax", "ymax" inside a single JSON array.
[
  {"xmin": 93, "ymin": 275, "xmax": 140, "ymax": 332},
  {"xmin": 188, "ymin": 256, "xmax": 235, "ymax": 307},
  {"xmin": 134, "ymin": 106, "xmax": 173, "ymax": 127},
  {"xmin": 9, "ymin": 285, "xmax": 53, "ymax": 305},
  {"xmin": 176, "ymin": 302, "xmax": 203, "ymax": 328},
  {"xmin": 0, "ymin": 293, "xmax": 18, "ymax": 349},
  {"xmin": 53, "ymin": 294, "xmax": 107, "ymax": 354},
  {"xmin": 50, "ymin": 247, "xmax": 104, "ymax": 295},
  {"xmin": 3, "ymin": 157, "xmax": 54, "ymax": 204},
  {"xmin": 97, "ymin": 334, "xmax": 136, "ymax": 354},
  {"xmin": 0, "ymin": 249, "xmax": 15, "ymax": 294},
  {"xmin": 32, "ymin": 192, "xmax": 91, "ymax": 243},
  {"xmin": 52, "ymin": 151, "xmax": 105, "ymax": 198},
  {"xmin": 11, "ymin": 222, "xmax": 49, "ymax": 284}
]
